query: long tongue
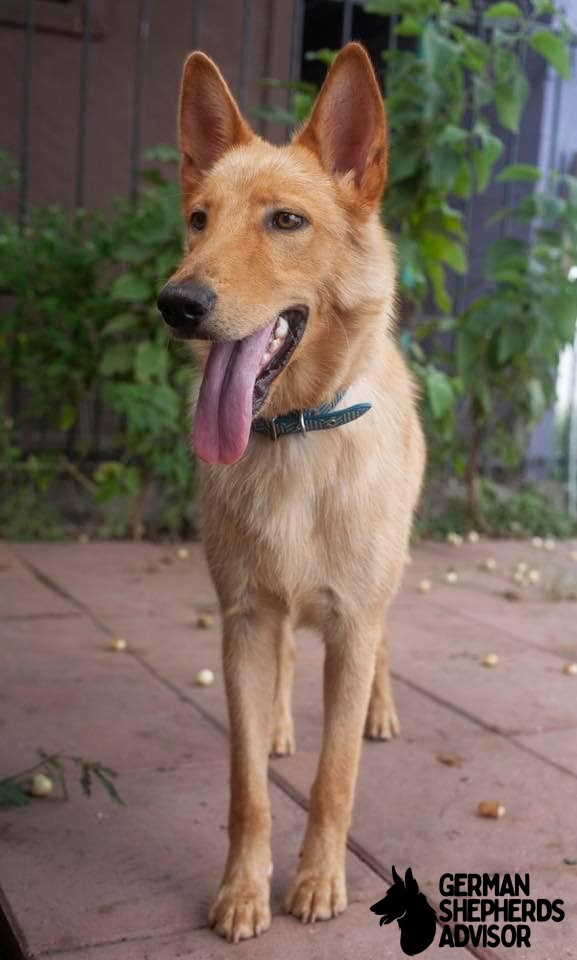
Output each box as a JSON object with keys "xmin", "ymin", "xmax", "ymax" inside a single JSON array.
[{"xmin": 192, "ymin": 319, "xmax": 276, "ymax": 465}]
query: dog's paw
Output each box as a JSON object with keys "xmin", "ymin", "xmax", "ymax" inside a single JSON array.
[
  {"xmin": 208, "ymin": 877, "xmax": 271, "ymax": 943},
  {"xmin": 285, "ymin": 867, "xmax": 347, "ymax": 923},
  {"xmin": 364, "ymin": 697, "xmax": 400, "ymax": 741},
  {"xmin": 269, "ymin": 716, "xmax": 295, "ymax": 757}
]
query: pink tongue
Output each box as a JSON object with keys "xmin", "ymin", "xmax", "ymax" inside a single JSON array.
[{"xmin": 192, "ymin": 319, "xmax": 276, "ymax": 465}]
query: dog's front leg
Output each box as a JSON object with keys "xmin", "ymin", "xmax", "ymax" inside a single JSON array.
[
  {"xmin": 208, "ymin": 608, "xmax": 277, "ymax": 942},
  {"xmin": 285, "ymin": 613, "xmax": 381, "ymax": 923}
]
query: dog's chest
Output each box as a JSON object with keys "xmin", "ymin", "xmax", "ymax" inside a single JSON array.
[{"xmin": 203, "ymin": 436, "xmax": 388, "ymax": 600}]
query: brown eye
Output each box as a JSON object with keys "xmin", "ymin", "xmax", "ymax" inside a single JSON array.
[
  {"xmin": 190, "ymin": 210, "xmax": 207, "ymax": 231},
  {"xmin": 272, "ymin": 211, "xmax": 306, "ymax": 231}
]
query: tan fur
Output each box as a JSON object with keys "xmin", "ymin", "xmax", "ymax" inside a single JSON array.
[{"xmin": 166, "ymin": 44, "xmax": 426, "ymax": 943}]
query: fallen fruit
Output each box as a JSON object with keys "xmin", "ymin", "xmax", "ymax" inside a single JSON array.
[
  {"xmin": 30, "ymin": 774, "xmax": 54, "ymax": 798},
  {"xmin": 544, "ymin": 537, "xmax": 555, "ymax": 552},
  {"xmin": 482, "ymin": 653, "xmax": 499, "ymax": 667},
  {"xmin": 478, "ymin": 800, "xmax": 506, "ymax": 819},
  {"xmin": 528, "ymin": 568, "xmax": 540, "ymax": 584},
  {"xmin": 176, "ymin": 547, "xmax": 189, "ymax": 559},
  {"xmin": 195, "ymin": 613, "xmax": 214, "ymax": 629},
  {"xmin": 445, "ymin": 570, "xmax": 458, "ymax": 584},
  {"xmin": 447, "ymin": 532, "xmax": 463, "ymax": 546},
  {"xmin": 531, "ymin": 536, "xmax": 543, "ymax": 549},
  {"xmin": 109, "ymin": 637, "xmax": 127, "ymax": 652},
  {"xmin": 563, "ymin": 662, "xmax": 577, "ymax": 676},
  {"xmin": 419, "ymin": 578, "xmax": 432, "ymax": 593},
  {"xmin": 482, "ymin": 557, "xmax": 497, "ymax": 571},
  {"xmin": 437, "ymin": 753, "xmax": 464, "ymax": 768},
  {"xmin": 467, "ymin": 531, "xmax": 480, "ymax": 543},
  {"xmin": 196, "ymin": 668, "xmax": 215, "ymax": 687},
  {"xmin": 570, "ymin": 550, "xmax": 577, "ymax": 562}
]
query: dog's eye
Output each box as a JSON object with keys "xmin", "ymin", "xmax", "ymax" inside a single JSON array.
[
  {"xmin": 272, "ymin": 211, "xmax": 306, "ymax": 231},
  {"xmin": 190, "ymin": 210, "xmax": 207, "ymax": 231}
]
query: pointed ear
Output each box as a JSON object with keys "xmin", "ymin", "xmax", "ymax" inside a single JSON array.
[
  {"xmin": 294, "ymin": 43, "xmax": 387, "ymax": 207},
  {"xmin": 405, "ymin": 868, "xmax": 419, "ymax": 895},
  {"xmin": 392, "ymin": 865, "xmax": 403, "ymax": 884},
  {"xmin": 178, "ymin": 52, "xmax": 253, "ymax": 193}
]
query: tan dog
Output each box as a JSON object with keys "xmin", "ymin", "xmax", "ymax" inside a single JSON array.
[{"xmin": 157, "ymin": 42, "xmax": 425, "ymax": 943}]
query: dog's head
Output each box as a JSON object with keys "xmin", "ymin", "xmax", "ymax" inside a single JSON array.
[{"xmin": 158, "ymin": 43, "xmax": 395, "ymax": 465}]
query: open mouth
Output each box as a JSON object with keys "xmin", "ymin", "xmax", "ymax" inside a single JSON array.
[
  {"xmin": 192, "ymin": 306, "xmax": 308, "ymax": 466},
  {"xmin": 252, "ymin": 307, "xmax": 307, "ymax": 416}
]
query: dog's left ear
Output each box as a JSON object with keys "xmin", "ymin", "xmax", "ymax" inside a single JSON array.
[{"xmin": 294, "ymin": 43, "xmax": 387, "ymax": 207}]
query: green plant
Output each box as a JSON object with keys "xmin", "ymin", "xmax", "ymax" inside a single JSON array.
[
  {"xmin": 0, "ymin": 749, "xmax": 124, "ymax": 807},
  {"xmin": 417, "ymin": 479, "xmax": 577, "ymax": 539},
  {"xmin": 0, "ymin": 148, "xmax": 198, "ymax": 540},
  {"xmin": 261, "ymin": 0, "xmax": 576, "ymax": 531}
]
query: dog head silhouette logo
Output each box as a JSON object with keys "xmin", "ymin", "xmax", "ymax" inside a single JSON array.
[{"xmin": 370, "ymin": 866, "xmax": 437, "ymax": 956}]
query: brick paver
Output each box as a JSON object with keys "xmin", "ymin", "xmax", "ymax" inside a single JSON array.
[{"xmin": 1, "ymin": 539, "xmax": 576, "ymax": 959}]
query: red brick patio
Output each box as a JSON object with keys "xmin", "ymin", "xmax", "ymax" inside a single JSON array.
[{"xmin": 1, "ymin": 538, "xmax": 576, "ymax": 959}]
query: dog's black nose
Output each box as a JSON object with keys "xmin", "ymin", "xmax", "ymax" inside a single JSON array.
[{"xmin": 157, "ymin": 281, "xmax": 216, "ymax": 331}]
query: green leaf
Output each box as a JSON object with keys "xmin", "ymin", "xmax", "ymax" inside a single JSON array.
[
  {"xmin": 94, "ymin": 768, "xmax": 126, "ymax": 806},
  {"xmin": 305, "ymin": 48, "xmax": 338, "ymax": 66},
  {"xmin": 100, "ymin": 344, "xmax": 135, "ymax": 377},
  {"xmin": 426, "ymin": 369, "xmax": 455, "ymax": 420},
  {"xmin": 135, "ymin": 341, "xmax": 168, "ymax": 384},
  {"xmin": 142, "ymin": 144, "xmax": 180, "ymax": 165},
  {"xmin": 528, "ymin": 378, "xmax": 546, "ymax": 419},
  {"xmin": 428, "ymin": 262, "xmax": 451, "ymax": 312},
  {"xmin": 496, "ymin": 163, "xmax": 540, "ymax": 183},
  {"xmin": 0, "ymin": 779, "xmax": 32, "ymax": 807},
  {"xmin": 494, "ymin": 51, "xmax": 529, "ymax": 131},
  {"xmin": 529, "ymin": 30, "xmax": 571, "ymax": 80},
  {"xmin": 473, "ymin": 129, "xmax": 504, "ymax": 191},
  {"xmin": 485, "ymin": 2, "xmax": 521, "ymax": 17},
  {"xmin": 103, "ymin": 313, "xmax": 138, "ymax": 336},
  {"xmin": 364, "ymin": 0, "xmax": 405, "ymax": 14},
  {"xmin": 111, "ymin": 273, "xmax": 150, "ymax": 302},
  {"xmin": 423, "ymin": 231, "xmax": 467, "ymax": 274}
]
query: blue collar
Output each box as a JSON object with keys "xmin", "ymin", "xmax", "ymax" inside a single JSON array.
[{"xmin": 252, "ymin": 391, "xmax": 371, "ymax": 441}]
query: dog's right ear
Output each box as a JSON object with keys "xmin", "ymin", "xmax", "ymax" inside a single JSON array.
[
  {"xmin": 392, "ymin": 865, "xmax": 403, "ymax": 885},
  {"xmin": 178, "ymin": 52, "xmax": 253, "ymax": 193}
]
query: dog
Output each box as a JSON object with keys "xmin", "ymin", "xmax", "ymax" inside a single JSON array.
[
  {"xmin": 157, "ymin": 42, "xmax": 425, "ymax": 943},
  {"xmin": 370, "ymin": 866, "xmax": 437, "ymax": 955}
]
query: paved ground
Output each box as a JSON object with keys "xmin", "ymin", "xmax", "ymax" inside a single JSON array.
[{"xmin": 1, "ymin": 537, "xmax": 577, "ymax": 960}]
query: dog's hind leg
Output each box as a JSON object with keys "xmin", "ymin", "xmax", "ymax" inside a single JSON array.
[
  {"xmin": 270, "ymin": 618, "xmax": 296, "ymax": 757},
  {"xmin": 285, "ymin": 611, "xmax": 381, "ymax": 923},
  {"xmin": 208, "ymin": 605, "xmax": 278, "ymax": 943},
  {"xmin": 364, "ymin": 627, "xmax": 400, "ymax": 741}
]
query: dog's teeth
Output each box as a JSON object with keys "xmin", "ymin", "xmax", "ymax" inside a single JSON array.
[
  {"xmin": 275, "ymin": 316, "xmax": 288, "ymax": 337},
  {"xmin": 262, "ymin": 350, "xmax": 271, "ymax": 364}
]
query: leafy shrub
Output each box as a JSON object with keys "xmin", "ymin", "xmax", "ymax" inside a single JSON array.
[
  {"xmin": 260, "ymin": 0, "xmax": 577, "ymax": 531},
  {"xmin": 0, "ymin": 149, "xmax": 198, "ymax": 539}
]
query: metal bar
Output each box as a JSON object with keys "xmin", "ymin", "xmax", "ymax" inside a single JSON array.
[
  {"xmin": 341, "ymin": 0, "xmax": 354, "ymax": 46},
  {"xmin": 501, "ymin": 38, "xmax": 527, "ymax": 229},
  {"xmin": 130, "ymin": 0, "xmax": 150, "ymax": 203},
  {"xmin": 74, "ymin": 0, "xmax": 93, "ymax": 210},
  {"xmin": 258, "ymin": 0, "xmax": 276, "ymax": 135},
  {"xmin": 290, "ymin": 0, "xmax": 305, "ymax": 86},
  {"xmin": 18, "ymin": 0, "xmax": 34, "ymax": 227},
  {"xmin": 191, "ymin": 0, "xmax": 202, "ymax": 49},
  {"xmin": 547, "ymin": 69, "xmax": 563, "ymax": 179},
  {"xmin": 238, "ymin": 0, "xmax": 255, "ymax": 113}
]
